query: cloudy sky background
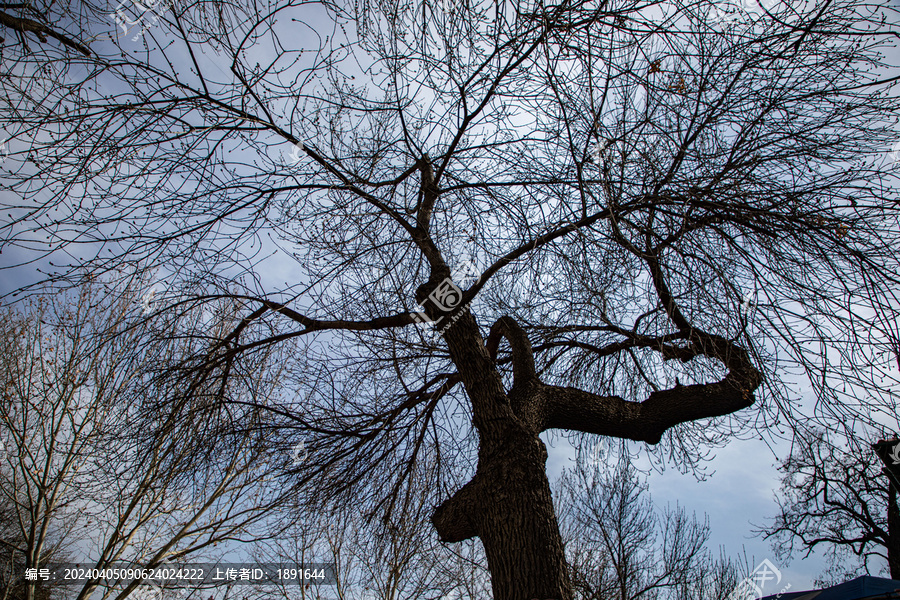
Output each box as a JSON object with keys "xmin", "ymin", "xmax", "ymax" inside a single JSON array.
[{"xmin": 4, "ymin": 0, "xmax": 900, "ymax": 594}]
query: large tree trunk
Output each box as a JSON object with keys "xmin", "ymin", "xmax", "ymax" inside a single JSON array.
[
  {"xmin": 424, "ymin": 281, "xmax": 759, "ymax": 599},
  {"xmin": 476, "ymin": 431, "xmax": 570, "ymax": 599},
  {"xmin": 429, "ymin": 310, "xmax": 573, "ymax": 600},
  {"xmin": 434, "ymin": 416, "xmax": 572, "ymax": 599},
  {"xmin": 432, "ymin": 313, "xmax": 572, "ymax": 600}
]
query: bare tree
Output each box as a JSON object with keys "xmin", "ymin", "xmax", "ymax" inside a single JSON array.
[
  {"xmin": 0, "ymin": 484, "xmax": 55, "ymax": 600},
  {"xmin": 254, "ymin": 444, "xmax": 491, "ymax": 600},
  {"xmin": 556, "ymin": 447, "xmax": 740, "ymax": 600},
  {"xmin": 1, "ymin": 0, "xmax": 900, "ymax": 596},
  {"xmin": 0, "ymin": 279, "xmax": 295, "ymax": 600},
  {"xmin": 255, "ymin": 495, "xmax": 492, "ymax": 600},
  {"xmin": 757, "ymin": 429, "xmax": 900, "ymax": 582}
]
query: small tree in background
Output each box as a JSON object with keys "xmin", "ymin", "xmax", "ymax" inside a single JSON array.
[
  {"xmin": 0, "ymin": 486, "xmax": 55, "ymax": 600},
  {"xmin": 253, "ymin": 473, "xmax": 492, "ymax": 600},
  {"xmin": 556, "ymin": 447, "xmax": 741, "ymax": 600},
  {"xmin": 759, "ymin": 429, "xmax": 900, "ymax": 584},
  {"xmin": 0, "ymin": 279, "xmax": 296, "ymax": 600}
]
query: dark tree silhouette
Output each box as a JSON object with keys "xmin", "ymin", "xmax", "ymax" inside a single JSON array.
[
  {"xmin": 0, "ymin": 1, "xmax": 90, "ymax": 56},
  {"xmin": 759, "ymin": 429, "xmax": 900, "ymax": 581},
  {"xmin": 1, "ymin": 0, "xmax": 900, "ymax": 596},
  {"xmin": 556, "ymin": 446, "xmax": 740, "ymax": 600}
]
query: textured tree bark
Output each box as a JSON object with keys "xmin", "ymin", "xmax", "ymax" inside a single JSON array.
[
  {"xmin": 414, "ymin": 187, "xmax": 761, "ymax": 599},
  {"xmin": 888, "ymin": 483, "xmax": 900, "ymax": 579},
  {"xmin": 434, "ymin": 416, "xmax": 572, "ymax": 600},
  {"xmin": 473, "ymin": 426, "xmax": 571, "ymax": 600}
]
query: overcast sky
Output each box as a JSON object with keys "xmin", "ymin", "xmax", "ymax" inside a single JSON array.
[{"xmin": 3, "ymin": 1, "xmax": 900, "ymax": 595}]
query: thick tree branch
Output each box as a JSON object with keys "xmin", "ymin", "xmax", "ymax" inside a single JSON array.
[
  {"xmin": 485, "ymin": 316, "xmax": 538, "ymax": 386},
  {"xmin": 0, "ymin": 10, "xmax": 90, "ymax": 55},
  {"xmin": 543, "ymin": 374, "xmax": 757, "ymax": 444},
  {"xmin": 543, "ymin": 330, "xmax": 761, "ymax": 443},
  {"xmin": 431, "ymin": 476, "xmax": 482, "ymax": 542},
  {"xmin": 416, "ymin": 154, "xmax": 438, "ymax": 232},
  {"xmin": 645, "ymin": 253, "xmax": 691, "ymax": 332}
]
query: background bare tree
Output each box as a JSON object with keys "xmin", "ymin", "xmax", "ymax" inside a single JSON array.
[
  {"xmin": 556, "ymin": 446, "xmax": 741, "ymax": 600},
  {"xmin": 757, "ymin": 428, "xmax": 900, "ymax": 584},
  {"xmin": 254, "ymin": 462, "xmax": 492, "ymax": 600},
  {"xmin": 0, "ymin": 483, "xmax": 55, "ymax": 600},
  {"xmin": 2, "ymin": 0, "xmax": 900, "ymax": 596},
  {"xmin": 0, "ymin": 278, "xmax": 298, "ymax": 600}
]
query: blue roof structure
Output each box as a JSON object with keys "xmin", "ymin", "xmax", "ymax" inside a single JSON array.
[{"xmin": 760, "ymin": 576, "xmax": 900, "ymax": 600}]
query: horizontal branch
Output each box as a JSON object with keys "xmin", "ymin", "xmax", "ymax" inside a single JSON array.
[
  {"xmin": 213, "ymin": 295, "xmax": 425, "ymax": 334},
  {"xmin": 0, "ymin": 9, "xmax": 90, "ymax": 55},
  {"xmin": 543, "ymin": 373, "xmax": 758, "ymax": 444},
  {"xmin": 543, "ymin": 332, "xmax": 761, "ymax": 443}
]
